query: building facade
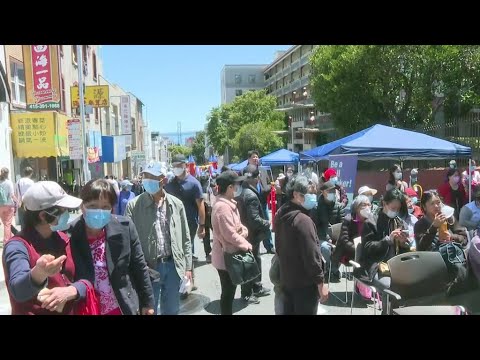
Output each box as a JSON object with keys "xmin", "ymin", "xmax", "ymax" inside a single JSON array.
[
  {"xmin": 221, "ymin": 65, "xmax": 266, "ymax": 104},
  {"xmin": 0, "ymin": 45, "xmax": 14, "ymax": 181},
  {"xmin": 264, "ymin": 45, "xmax": 336, "ymax": 153}
]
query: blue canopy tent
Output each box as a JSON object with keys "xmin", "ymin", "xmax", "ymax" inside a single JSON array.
[
  {"xmin": 260, "ymin": 148, "xmax": 299, "ymax": 166},
  {"xmin": 301, "ymin": 124, "xmax": 472, "ymax": 161},
  {"xmin": 230, "ymin": 159, "xmax": 248, "ymax": 171}
]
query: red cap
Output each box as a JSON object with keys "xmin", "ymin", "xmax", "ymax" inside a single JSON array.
[
  {"xmin": 323, "ymin": 168, "xmax": 337, "ymax": 181},
  {"xmin": 405, "ymin": 188, "xmax": 418, "ymax": 197}
]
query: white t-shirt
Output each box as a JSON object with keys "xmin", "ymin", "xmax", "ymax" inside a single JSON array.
[
  {"xmin": 0, "ymin": 179, "xmax": 15, "ymax": 205},
  {"xmin": 16, "ymin": 177, "xmax": 34, "ymax": 204},
  {"xmin": 462, "ymin": 170, "xmax": 480, "ymax": 185}
]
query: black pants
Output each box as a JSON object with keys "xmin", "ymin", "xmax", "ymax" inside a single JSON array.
[
  {"xmin": 240, "ymin": 241, "xmax": 262, "ymax": 297},
  {"xmin": 203, "ymin": 226, "xmax": 212, "ymax": 256},
  {"xmin": 217, "ymin": 269, "xmax": 237, "ymax": 315},
  {"xmin": 283, "ymin": 285, "xmax": 319, "ymax": 315}
]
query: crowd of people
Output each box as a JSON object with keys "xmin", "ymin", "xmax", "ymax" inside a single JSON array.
[{"xmin": 1, "ymin": 155, "xmax": 479, "ymax": 315}]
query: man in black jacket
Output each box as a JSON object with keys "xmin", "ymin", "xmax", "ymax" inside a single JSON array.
[
  {"xmin": 314, "ymin": 181, "xmax": 346, "ymax": 282},
  {"xmin": 236, "ymin": 164, "xmax": 272, "ymax": 304}
]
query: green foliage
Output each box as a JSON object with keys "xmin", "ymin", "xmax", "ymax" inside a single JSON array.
[
  {"xmin": 168, "ymin": 144, "xmax": 191, "ymax": 158},
  {"xmin": 309, "ymin": 45, "xmax": 480, "ymax": 135},
  {"xmin": 191, "ymin": 131, "xmax": 206, "ymax": 164}
]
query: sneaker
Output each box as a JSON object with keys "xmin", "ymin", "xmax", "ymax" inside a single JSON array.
[
  {"xmin": 205, "ymin": 254, "xmax": 212, "ymax": 263},
  {"xmin": 253, "ymin": 287, "xmax": 271, "ymax": 297},
  {"xmin": 242, "ymin": 295, "xmax": 260, "ymax": 304}
]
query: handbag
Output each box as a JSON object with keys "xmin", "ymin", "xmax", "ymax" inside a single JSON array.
[{"xmin": 223, "ymin": 250, "xmax": 260, "ymax": 286}]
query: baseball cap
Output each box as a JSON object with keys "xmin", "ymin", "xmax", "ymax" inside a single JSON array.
[
  {"xmin": 22, "ymin": 181, "xmax": 82, "ymax": 211},
  {"xmin": 141, "ymin": 161, "xmax": 167, "ymax": 177},
  {"xmin": 172, "ymin": 154, "xmax": 187, "ymax": 165},
  {"xmin": 320, "ymin": 181, "xmax": 336, "ymax": 191},
  {"xmin": 358, "ymin": 185, "xmax": 378, "ymax": 196},
  {"xmin": 120, "ymin": 180, "xmax": 133, "ymax": 187},
  {"xmin": 216, "ymin": 170, "xmax": 246, "ymax": 188},
  {"xmin": 243, "ymin": 164, "xmax": 260, "ymax": 178},
  {"xmin": 323, "ymin": 168, "xmax": 337, "ymax": 181},
  {"xmin": 405, "ymin": 188, "xmax": 418, "ymax": 198}
]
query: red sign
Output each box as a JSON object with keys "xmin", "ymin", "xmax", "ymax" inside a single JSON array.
[{"xmin": 31, "ymin": 45, "xmax": 53, "ymax": 103}]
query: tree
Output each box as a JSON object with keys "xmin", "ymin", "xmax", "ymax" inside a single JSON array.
[
  {"xmin": 191, "ymin": 131, "xmax": 206, "ymax": 164},
  {"xmin": 168, "ymin": 144, "xmax": 191, "ymax": 158},
  {"xmin": 309, "ymin": 45, "xmax": 480, "ymax": 135},
  {"xmin": 232, "ymin": 119, "xmax": 285, "ymax": 159},
  {"xmin": 206, "ymin": 90, "xmax": 286, "ymax": 159}
]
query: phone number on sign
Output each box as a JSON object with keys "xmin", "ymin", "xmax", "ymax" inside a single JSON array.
[{"xmin": 27, "ymin": 103, "xmax": 61, "ymax": 110}]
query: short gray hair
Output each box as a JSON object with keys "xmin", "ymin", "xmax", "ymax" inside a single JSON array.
[
  {"xmin": 351, "ymin": 194, "xmax": 370, "ymax": 215},
  {"xmin": 286, "ymin": 175, "xmax": 309, "ymax": 200}
]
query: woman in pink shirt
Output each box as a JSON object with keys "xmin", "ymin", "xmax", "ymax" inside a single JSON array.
[{"xmin": 211, "ymin": 171, "xmax": 252, "ymax": 315}]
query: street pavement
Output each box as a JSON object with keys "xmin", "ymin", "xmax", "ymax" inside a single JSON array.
[{"xmin": 0, "ymin": 214, "xmax": 377, "ymax": 315}]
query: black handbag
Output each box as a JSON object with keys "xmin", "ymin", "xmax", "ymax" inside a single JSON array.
[{"xmin": 224, "ymin": 250, "xmax": 260, "ymax": 286}]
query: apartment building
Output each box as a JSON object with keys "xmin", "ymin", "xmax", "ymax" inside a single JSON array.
[
  {"xmin": 221, "ymin": 65, "xmax": 266, "ymax": 104},
  {"xmin": 264, "ymin": 45, "xmax": 336, "ymax": 152}
]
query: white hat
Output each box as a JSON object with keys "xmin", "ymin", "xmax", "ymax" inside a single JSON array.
[
  {"xmin": 22, "ymin": 181, "xmax": 82, "ymax": 211},
  {"xmin": 277, "ymin": 173, "xmax": 286, "ymax": 180},
  {"xmin": 141, "ymin": 161, "xmax": 167, "ymax": 177},
  {"xmin": 358, "ymin": 185, "xmax": 378, "ymax": 196}
]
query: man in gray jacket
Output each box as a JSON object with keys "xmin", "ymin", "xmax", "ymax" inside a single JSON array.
[{"xmin": 126, "ymin": 161, "xmax": 192, "ymax": 315}]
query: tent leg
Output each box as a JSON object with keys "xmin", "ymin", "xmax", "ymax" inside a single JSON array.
[{"xmin": 469, "ymin": 158, "xmax": 472, "ymax": 203}]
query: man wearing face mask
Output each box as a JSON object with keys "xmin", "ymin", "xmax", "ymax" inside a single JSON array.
[
  {"xmin": 314, "ymin": 181, "xmax": 346, "ymax": 282},
  {"xmin": 236, "ymin": 165, "xmax": 272, "ymax": 304},
  {"xmin": 274, "ymin": 175, "xmax": 328, "ymax": 314},
  {"xmin": 164, "ymin": 155, "xmax": 205, "ymax": 264},
  {"xmin": 126, "ymin": 162, "xmax": 192, "ymax": 315},
  {"xmin": 322, "ymin": 168, "xmax": 348, "ymax": 207}
]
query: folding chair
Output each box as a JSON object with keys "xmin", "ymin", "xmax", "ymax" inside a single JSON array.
[
  {"xmin": 349, "ymin": 236, "xmax": 379, "ymax": 315},
  {"xmin": 383, "ymin": 251, "xmax": 465, "ymax": 315},
  {"xmin": 327, "ymin": 223, "xmax": 353, "ymax": 304}
]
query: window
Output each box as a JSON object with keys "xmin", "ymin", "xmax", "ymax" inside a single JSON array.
[
  {"xmin": 9, "ymin": 59, "xmax": 26, "ymax": 105},
  {"xmin": 92, "ymin": 51, "xmax": 98, "ymax": 80},
  {"xmin": 248, "ymin": 74, "xmax": 256, "ymax": 84},
  {"xmin": 235, "ymin": 89, "xmax": 243, "ymax": 96},
  {"xmin": 95, "ymin": 108, "xmax": 99, "ymax": 125},
  {"xmin": 59, "ymin": 45, "xmax": 64, "ymax": 57},
  {"xmin": 83, "ymin": 45, "xmax": 88, "ymax": 76},
  {"xmin": 72, "ymin": 46, "xmax": 78, "ymax": 65},
  {"xmin": 234, "ymin": 74, "xmax": 242, "ymax": 84},
  {"xmin": 61, "ymin": 75, "xmax": 66, "ymax": 112}
]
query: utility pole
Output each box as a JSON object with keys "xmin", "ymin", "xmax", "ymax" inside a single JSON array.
[{"xmin": 77, "ymin": 45, "xmax": 90, "ymax": 184}]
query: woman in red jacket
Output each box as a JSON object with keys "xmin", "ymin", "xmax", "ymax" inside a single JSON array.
[{"xmin": 437, "ymin": 168, "xmax": 467, "ymax": 221}]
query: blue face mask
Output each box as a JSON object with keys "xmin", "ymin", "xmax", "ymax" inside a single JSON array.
[
  {"xmin": 142, "ymin": 179, "xmax": 161, "ymax": 194},
  {"xmin": 411, "ymin": 196, "xmax": 418, "ymax": 205},
  {"xmin": 303, "ymin": 193, "xmax": 318, "ymax": 210},
  {"xmin": 50, "ymin": 211, "xmax": 70, "ymax": 232},
  {"xmin": 84, "ymin": 209, "xmax": 112, "ymax": 230}
]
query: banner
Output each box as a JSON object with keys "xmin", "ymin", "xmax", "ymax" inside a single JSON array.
[
  {"xmin": 120, "ymin": 95, "xmax": 132, "ymax": 135},
  {"xmin": 114, "ymin": 135, "xmax": 126, "ymax": 162},
  {"xmin": 11, "ymin": 112, "xmax": 56, "ymax": 157},
  {"xmin": 87, "ymin": 130, "xmax": 101, "ymax": 163},
  {"xmin": 67, "ymin": 119, "xmax": 83, "ymax": 160},
  {"xmin": 71, "ymin": 85, "xmax": 109, "ymax": 108},
  {"xmin": 23, "ymin": 45, "xmax": 61, "ymax": 111},
  {"xmin": 329, "ymin": 154, "xmax": 358, "ymax": 207}
]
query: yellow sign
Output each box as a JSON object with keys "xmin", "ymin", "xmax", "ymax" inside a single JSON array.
[
  {"xmin": 11, "ymin": 112, "xmax": 68, "ymax": 158},
  {"xmin": 22, "ymin": 45, "xmax": 61, "ymax": 111},
  {"xmin": 71, "ymin": 85, "xmax": 110, "ymax": 108}
]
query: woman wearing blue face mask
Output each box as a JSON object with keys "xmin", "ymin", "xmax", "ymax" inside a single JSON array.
[
  {"xmin": 2, "ymin": 181, "xmax": 86, "ymax": 315},
  {"xmin": 68, "ymin": 179, "xmax": 154, "ymax": 315}
]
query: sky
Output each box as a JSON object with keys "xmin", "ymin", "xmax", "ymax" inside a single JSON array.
[{"xmin": 100, "ymin": 45, "xmax": 291, "ymax": 138}]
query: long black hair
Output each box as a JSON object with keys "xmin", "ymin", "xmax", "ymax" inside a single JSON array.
[
  {"xmin": 388, "ymin": 164, "xmax": 402, "ymax": 185},
  {"xmin": 445, "ymin": 168, "xmax": 460, "ymax": 183},
  {"xmin": 383, "ymin": 188, "xmax": 408, "ymax": 217},
  {"xmin": 420, "ymin": 190, "xmax": 440, "ymax": 214}
]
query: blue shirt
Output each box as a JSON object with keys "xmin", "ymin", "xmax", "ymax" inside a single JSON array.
[
  {"xmin": 118, "ymin": 190, "xmax": 135, "ymax": 216},
  {"xmin": 164, "ymin": 174, "xmax": 203, "ymax": 225}
]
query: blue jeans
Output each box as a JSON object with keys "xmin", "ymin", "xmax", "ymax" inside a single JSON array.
[
  {"xmin": 152, "ymin": 259, "xmax": 181, "ymax": 315},
  {"xmin": 263, "ymin": 204, "xmax": 274, "ymax": 251},
  {"xmin": 320, "ymin": 240, "xmax": 339, "ymax": 276}
]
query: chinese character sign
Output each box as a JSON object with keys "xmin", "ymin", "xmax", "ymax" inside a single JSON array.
[
  {"xmin": 11, "ymin": 112, "xmax": 56, "ymax": 157},
  {"xmin": 71, "ymin": 85, "xmax": 110, "ymax": 108},
  {"xmin": 120, "ymin": 95, "xmax": 132, "ymax": 136},
  {"xmin": 329, "ymin": 154, "xmax": 358, "ymax": 207},
  {"xmin": 22, "ymin": 45, "xmax": 61, "ymax": 111},
  {"xmin": 67, "ymin": 119, "xmax": 83, "ymax": 160}
]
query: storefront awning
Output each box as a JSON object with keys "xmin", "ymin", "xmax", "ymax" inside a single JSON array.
[{"xmin": 11, "ymin": 111, "xmax": 69, "ymax": 158}]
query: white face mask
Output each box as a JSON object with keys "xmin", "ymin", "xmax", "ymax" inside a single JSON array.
[
  {"xmin": 173, "ymin": 167, "xmax": 185, "ymax": 177},
  {"xmin": 408, "ymin": 207, "xmax": 414, "ymax": 214},
  {"xmin": 360, "ymin": 207, "xmax": 373, "ymax": 220},
  {"xmin": 386, "ymin": 209, "xmax": 398, "ymax": 219},
  {"xmin": 233, "ymin": 185, "xmax": 242, "ymax": 198},
  {"xmin": 394, "ymin": 172, "xmax": 402, "ymax": 180}
]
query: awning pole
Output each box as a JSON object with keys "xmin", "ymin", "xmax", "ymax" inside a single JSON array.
[{"xmin": 469, "ymin": 158, "xmax": 472, "ymax": 203}]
